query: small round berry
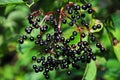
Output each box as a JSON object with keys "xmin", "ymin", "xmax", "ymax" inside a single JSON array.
[
  {"xmin": 32, "ymin": 56, "xmax": 36, "ymax": 61},
  {"xmin": 90, "ymin": 36, "xmax": 96, "ymax": 42},
  {"xmin": 33, "ymin": 64, "xmax": 37, "ymax": 69},
  {"xmin": 62, "ymin": 19, "xmax": 67, "ymax": 24},
  {"xmin": 97, "ymin": 24, "xmax": 101, "ymax": 29},
  {"xmin": 67, "ymin": 71, "xmax": 71, "ymax": 75},
  {"xmin": 28, "ymin": 14, "xmax": 33, "ymax": 20},
  {"xmin": 70, "ymin": 36, "xmax": 75, "ymax": 40},
  {"xmin": 88, "ymin": 9, "xmax": 93, "ymax": 14},
  {"xmin": 87, "ymin": 3, "xmax": 92, "ymax": 8},
  {"xmin": 68, "ymin": 9, "xmax": 73, "ymax": 14},
  {"xmin": 92, "ymin": 55, "xmax": 96, "ymax": 61},
  {"xmin": 96, "ymin": 43, "xmax": 101, "ymax": 48},
  {"xmin": 69, "ymin": 22, "xmax": 74, "ymax": 26},
  {"xmin": 22, "ymin": 35, "xmax": 27, "ymax": 40},
  {"xmin": 35, "ymin": 68, "xmax": 39, "ymax": 73},
  {"xmin": 92, "ymin": 25, "xmax": 97, "ymax": 30},
  {"xmin": 82, "ymin": 4, "xmax": 87, "ymax": 10},
  {"xmin": 81, "ymin": 32, "xmax": 86, "ymax": 38},
  {"xmin": 100, "ymin": 47, "xmax": 105, "ymax": 52},
  {"xmin": 81, "ymin": 14, "xmax": 85, "ymax": 18},
  {"xmin": 30, "ymin": 36, "xmax": 34, "ymax": 41},
  {"xmin": 72, "ymin": 31, "xmax": 77, "ymax": 36},
  {"xmin": 19, "ymin": 39, "xmax": 24, "ymax": 44},
  {"xmin": 36, "ymin": 17, "xmax": 40, "ymax": 22}
]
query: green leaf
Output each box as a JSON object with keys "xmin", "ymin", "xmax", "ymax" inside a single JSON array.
[
  {"xmin": 0, "ymin": 0, "xmax": 24, "ymax": 6},
  {"xmin": 111, "ymin": 13, "xmax": 120, "ymax": 40},
  {"xmin": 82, "ymin": 60, "xmax": 97, "ymax": 80},
  {"xmin": 113, "ymin": 43, "xmax": 120, "ymax": 61}
]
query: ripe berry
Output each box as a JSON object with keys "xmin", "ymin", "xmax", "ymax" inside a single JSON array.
[
  {"xmin": 67, "ymin": 71, "xmax": 71, "ymax": 75},
  {"xmin": 81, "ymin": 14, "xmax": 85, "ymax": 18},
  {"xmin": 100, "ymin": 47, "xmax": 105, "ymax": 52},
  {"xmin": 92, "ymin": 25, "xmax": 97, "ymax": 30},
  {"xmin": 96, "ymin": 43, "xmax": 101, "ymax": 48},
  {"xmin": 82, "ymin": 4, "xmax": 87, "ymax": 10},
  {"xmin": 81, "ymin": 32, "xmax": 86, "ymax": 38},
  {"xmin": 72, "ymin": 31, "xmax": 77, "ymax": 36},
  {"xmin": 87, "ymin": 3, "xmax": 92, "ymax": 8},
  {"xmin": 62, "ymin": 19, "xmax": 67, "ymax": 24},
  {"xmin": 30, "ymin": 36, "xmax": 34, "ymax": 41},
  {"xmin": 97, "ymin": 24, "xmax": 101, "ymax": 29},
  {"xmin": 19, "ymin": 39, "xmax": 24, "ymax": 44},
  {"xmin": 88, "ymin": 9, "xmax": 93, "ymax": 14},
  {"xmin": 32, "ymin": 56, "xmax": 36, "ymax": 61}
]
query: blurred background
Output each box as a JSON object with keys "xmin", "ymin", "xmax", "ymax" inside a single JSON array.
[{"xmin": 0, "ymin": 0, "xmax": 120, "ymax": 80}]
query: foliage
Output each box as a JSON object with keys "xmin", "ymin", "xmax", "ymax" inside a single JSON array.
[{"xmin": 0, "ymin": 0, "xmax": 120, "ymax": 80}]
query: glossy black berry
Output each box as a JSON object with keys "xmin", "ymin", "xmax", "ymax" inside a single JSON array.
[
  {"xmin": 82, "ymin": 4, "xmax": 87, "ymax": 10},
  {"xmin": 81, "ymin": 32, "xmax": 86, "ymax": 38},
  {"xmin": 67, "ymin": 71, "xmax": 71, "ymax": 75},
  {"xmin": 62, "ymin": 19, "xmax": 67, "ymax": 24},
  {"xmin": 88, "ymin": 9, "xmax": 93, "ymax": 14},
  {"xmin": 87, "ymin": 3, "xmax": 92, "ymax": 8},
  {"xmin": 97, "ymin": 24, "xmax": 101, "ymax": 29},
  {"xmin": 30, "ymin": 36, "xmax": 34, "ymax": 41},
  {"xmin": 19, "ymin": 39, "xmax": 24, "ymax": 44},
  {"xmin": 92, "ymin": 25, "xmax": 97, "ymax": 30},
  {"xmin": 72, "ymin": 31, "xmax": 77, "ymax": 36},
  {"xmin": 32, "ymin": 56, "xmax": 36, "ymax": 61},
  {"xmin": 96, "ymin": 43, "xmax": 101, "ymax": 48}
]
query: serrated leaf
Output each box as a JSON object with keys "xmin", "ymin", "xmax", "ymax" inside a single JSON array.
[
  {"xmin": 82, "ymin": 60, "xmax": 97, "ymax": 80},
  {"xmin": 0, "ymin": 0, "xmax": 24, "ymax": 6}
]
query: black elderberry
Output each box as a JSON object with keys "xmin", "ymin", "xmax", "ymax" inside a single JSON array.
[
  {"xmin": 81, "ymin": 14, "xmax": 86, "ymax": 18},
  {"xmin": 96, "ymin": 42, "xmax": 101, "ymax": 48},
  {"xmin": 33, "ymin": 64, "xmax": 37, "ymax": 69},
  {"xmin": 32, "ymin": 22, "xmax": 38, "ymax": 27},
  {"xmin": 87, "ymin": 3, "xmax": 92, "ymax": 8},
  {"xmin": 74, "ymin": 10, "xmax": 79, "ymax": 14},
  {"xmin": 83, "ymin": 41, "xmax": 89, "ymax": 46},
  {"xmin": 30, "ymin": 36, "xmax": 34, "ymax": 41},
  {"xmin": 71, "ymin": 15, "xmax": 76, "ymax": 19},
  {"xmin": 32, "ymin": 56, "xmax": 36, "ymax": 61},
  {"xmin": 62, "ymin": 19, "xmax": 67, "ymax": 24},
  {"xmin": 36, "ymin": 17, "xmax": 40, "ymax": 22},
  {"xmin": 72, "ymin": 31, "xmax": 77, "ymax": 36},
  {"xmin": 28, "ymin": 14, "xmax": 33, "ymax": 20},
  {"xmin": 97, "ymin": 24, "xmax": 101, "ymax": 29},
  {"xmin": 50, "ymin": 15, "xmax": 54, "ymax": 20},
  {"xmin": 19, "ymin": 39, "xmax": 24, "ymax": 44},
  {"xmin": 70, "ymin": 36, "xmax": 75, "ymax": 40},
  {"xmin": 92, "ymin": 25, "xmax": 97, "ymax": 30},
  {"xmin": 69, "ymin": 21, "xmax": 74, "ymax": 26},
  {"xmin": 56, "ymin": 8, "xmax": 60, "ymax": 13},
  {"xmin": 35, "ymin": 68, "xmax": 39, "ymax": 73},
  {"xmin": 88, "ymin": 9, "xmax": 93, "ymax": 14},
  {"xmin": 82, "ymin": 4, "xmax": 87, "ymax": 10},
  {"xmin": 90, "ymin": 36, "xmax": 96, "ymax": 42},
  {"xmin": 92, "ymin": 55, "xmax": 96, "ymax": 61},
  {"xmin": 22, "ymin": 35, "xmax": 27, "ymax": 40},
  {"xmin": 37, "ymin": 59, "xmax": 41, "ymax": 63},
  {"xmin": 66, "ymin": 39, "xmax": 70, "ymax": 43},
  {"xmin": 100, "ymin": 47, "xmax": 105, "ymax": 52},
  {"xmin": 68, "ymin": 9, "xmax": 73, "ymax": 14},
  {"xmin": 39, "ymin": 67, "xmax": 43, "ymax": 72},
  {"xmin": 67, "ymin": 71, "xmax": 71, "ymax": 75},
  {"xmin": 81, "ymin": 32, "xmax": 86, "ymax": 38}
]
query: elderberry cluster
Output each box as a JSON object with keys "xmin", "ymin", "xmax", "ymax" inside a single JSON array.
[{"xmin": 19, "ymin": 2, "xmax": 105, "ymax": 79}]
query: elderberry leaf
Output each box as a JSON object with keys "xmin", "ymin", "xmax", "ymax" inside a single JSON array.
[
  {"xmin": 82, "ymin": 60, "xmax": 97, "ymax": 80},
  {"xmin": 113, "ymin": 43, "xmax": 120, "ymax": 61},
  {"xmin": 0, "ymin": 0, "xmax": 24, "ymax": 6}
]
